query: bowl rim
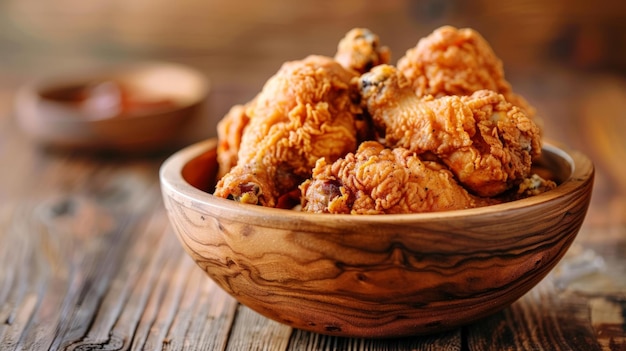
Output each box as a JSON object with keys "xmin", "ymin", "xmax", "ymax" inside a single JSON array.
[
  {"xmin": 160, "ymin": 138, "xmax": 594, "ymax": 224},
  {"xmin": 16, "ymin": 60, "xmax": 210, "ymax": 122}
]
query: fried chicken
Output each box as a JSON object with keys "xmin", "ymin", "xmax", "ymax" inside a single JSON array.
[
  {"xmin": 397, "ymin": 26, "xmax": 536, "ymax": 119},
  {"xmin": 213, "ymin": 55, "xmax": 361, "ymax": 207},
  {"xmin": 216, "ymin": 103, "xmax": 251, "ymax": 179},
  {"xmin": 333, "ymin": 27, "xmax": 391, "ymax": 144},
  {"xmin": 301, "ymin": 141, "xmax": 493, "ymax": 214},
  {"xmin": 214, "ymin": 28, "xmax": 386, "ymax": 182},
  {"xmin": 334, "ymin": 28, "xmax": 391, "ymax": 74},
  {"xmin": 509, "ymin": 174, "xmax": 557, "ymax": 201},
  {"xmin": 359, "ymin": 64, "xmax": 541, "ymax": 197}
]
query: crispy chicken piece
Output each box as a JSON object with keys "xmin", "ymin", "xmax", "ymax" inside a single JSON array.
[
  {"xmin": 512, "ymin": 174, "xmax": 557, "ymax": 200},
  {"xmin": 359, "ymin": 64, "xmax": 541, "ymax": 197},
  {"xmin": 334, "ymin": 28, "xmax": 391, "ymax": 74},
  {"xmin": 333, "ymin": 27, "xmax": 391, "ymax": 143},
  {"xmin": 214, "ymin": 55, "xmax": 361, "ymax": 207},
  {"xmin": 397, "ymin": 26, "xmax": 536, "ymax": 118},
  {"xmin": 301, "ymin": 141, "xmax": 494, "ymax": 214},
  {"xmin": 214, "ymin": 28, "xmax": 387, "ymax": 181},
  {"xmin": 216, "ymin": 103, "xmax": 251, "ymax": 179}
]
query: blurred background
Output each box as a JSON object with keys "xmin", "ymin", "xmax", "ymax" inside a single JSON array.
[
  {"xmin": 0, "ymin": 0, "xmax": 625, "ymax": 213},
  {"xmin": 1, "ymin": 0, "xmax": 625, "ymax": 122}
]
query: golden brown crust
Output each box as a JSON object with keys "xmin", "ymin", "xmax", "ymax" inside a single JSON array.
[
  {"xmin": 397, "ymin": 26, "xmax": 536, "ymax": 118},
  {"xmin": 216, "ymin": 103, "xmax": 251, "ymax": 180},
  {"xmin": 301, "ymin": 141, "xmax": 494, "ymax": 214},
  {"xmin": 334, "ymin": 28, "xmax": 391, "ymax": 74},
  {"xmin": 359, "ymin": 64, "xmax": 541, "ymax": 197},
  {"xmin": 214, "ymin": 55, "xmax": 361, "ymax": 207},
  {"xmin": 214, "ymin": 26, "xmax": 550, "ymax": 212}
]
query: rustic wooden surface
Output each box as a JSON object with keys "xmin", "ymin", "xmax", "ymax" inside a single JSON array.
[{"xmin": 1, "ymin": 0, "xmax": 625, "ymax": 350}]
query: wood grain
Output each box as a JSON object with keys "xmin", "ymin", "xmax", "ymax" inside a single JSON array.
[
  {"xmin": 160, "ymin": 139, "xmax": 594, "ymax": 338},
  {"xmin": 1, "ymin": 1, "xmax": 625, "ymax": 348},
  {"xmin": 0, "ymin": 72, "xmax": 621, "ymax": 351},
  {"xmin": 467, "ymin": 279, "xmax": 603, "ymax": 350}
]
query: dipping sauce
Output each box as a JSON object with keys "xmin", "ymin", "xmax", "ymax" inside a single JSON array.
[{"xmin": 40, "ymin": 81, "xmax": 178, "ymax": 120}]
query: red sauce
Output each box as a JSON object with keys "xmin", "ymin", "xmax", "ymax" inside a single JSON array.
[{"xmin": 40, "ymin": 81, "xmax": 179, "ymax": 119}]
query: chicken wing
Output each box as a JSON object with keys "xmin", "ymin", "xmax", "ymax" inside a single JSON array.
[
  {"xmin": 301, "ymin": 141, "xmax": 493, "ymax": 214},
  {"xmin": 334, "ymin": 28, "xmax": 391, "ymax": 74},
  {"xmin": 397, "ymin": 25, "xmax": 536, "ymax": 119},
  {"xmin": 359, "ymin": 64, "xmax": 541, "ymax": 197},
  {"xmin": 214, "ymin": 55, "xmax": 362, "ymax": 207}
]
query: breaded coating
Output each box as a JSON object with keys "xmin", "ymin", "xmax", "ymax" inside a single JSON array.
[
  {"xmin": 515, "ymin": 174, "xmax": 557, "ymax": 199},
  {"xmin": 397, "ymin": 25, "xmax": 535, "ymax": 118},
  {"xmin": 334, "ymin": 28, "xmax": 391, "ymax": 74},
  {"xmin": 213, "ymin": 27, "xmax": 551, "ymax": 213},
  {"xmin": 359, "ymin": 64, "xmax": 541, "ymax": 197},
  {"xmin": 214, "ymin": 55, "xmax": 361, "ymax": 207},
  {"xmin": 333, "ymin": 27, "xmax": 390, "ymax": 144},
  {"xmin": 216, "ymin": 103, "xmax": 251, "ymax": 179},
  {"xmin": 301, "ymin": 141, "xmax": 493, "ymax": 214},
  {"xmin": 215, "ymin": 28, "xmax": 387, "ymax": 183}
]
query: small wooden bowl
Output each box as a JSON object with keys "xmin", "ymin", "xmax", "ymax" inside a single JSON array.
[
  {"xmin": 160, "ymin": 138, "xmax": 594, "ymax": 338},
  {"xmin": 15, "ymin": 62, "xmax": 209, "ymax": 153}
]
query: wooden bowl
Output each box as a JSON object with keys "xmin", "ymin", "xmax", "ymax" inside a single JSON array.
[
  {"xmin": 159, "ymin": 138, "xmax": 594, "ymax": 338},
  {"xmin": 15, "ymin": 62, "xmax": 209, "ymax": 153}
]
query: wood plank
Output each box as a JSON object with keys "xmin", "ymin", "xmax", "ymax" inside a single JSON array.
[
  {"xmin": 287, "ymin": 328, "xmax": 461, "ymax": 351},
  {"xmin": 225, "ymin": 306, "xmax": 292, "ymax": 351},
  {"xmin": 562, "ymin": 225, "xmax": 626, "ymax": 351},
  {"xmin": 466, "ymin": 265, "xmax": 602, "ymax": 350},
  {"xmin": 589, "ymin": 296, "xmax": 626, "ymax": 351},
  {"xmin": 1, "ymin": 203, "xmax": 63, "ymax": 351},
  {"xmin": 0, "ymin": 184, "xmax": 243, "ymax": 350},
  {"xmin": 162, "ymin": 268, "xmax": 238, "ymax": 351},
  {"xmin": 58, "ymin": 210, "xmax": 239, "ymax": 351},
  {"xmin": 62, "ymin": 206, "xmax": 172, "ymax": 350}
]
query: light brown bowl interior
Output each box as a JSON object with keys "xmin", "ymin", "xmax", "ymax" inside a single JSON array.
[{"xmin": 160, "ymin": 138, "xmax": 594, "ymax": 338}]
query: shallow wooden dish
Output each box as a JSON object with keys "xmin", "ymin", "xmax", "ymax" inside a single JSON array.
[
  {"xmin": 160, "ymin": 138, "xmax": 594, "ymax": 338},
  {"xmin": 15, "ymin": 62, "xmax": 209, "ymax": 153}
]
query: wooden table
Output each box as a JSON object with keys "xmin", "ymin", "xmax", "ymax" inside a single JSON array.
[{"xmin": 1, "ymin": 1, "xmax": 625, "ymax": 349}]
